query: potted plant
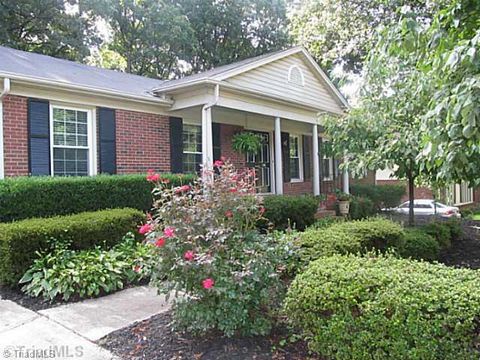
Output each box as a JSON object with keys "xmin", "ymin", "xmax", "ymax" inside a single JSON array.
[
  {"xmin": 336, "ymin": 189, "xmax": 351, "ymax": 216},
  {"xmin": 231, "ymin": 132, "xmax": 263, "ymax": 154}
]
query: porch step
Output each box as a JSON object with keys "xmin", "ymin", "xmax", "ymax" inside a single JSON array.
[{"xmin": 315, "ymin": 209, "xmax": 337, "ymax": 219}]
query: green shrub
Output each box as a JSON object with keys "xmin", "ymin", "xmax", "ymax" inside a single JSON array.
[
  {"xmin": 0, "ymin": 173, "xmax": 195, "ymax": 222},
  {"xmin": 349, "ymin": 196, "xmax": 376, "ymax": 220},
  {"xmin": 285, "ymin": 254, "xmax": 480, "ymax": 360},
  {"xmin": 351, "ymin": 184, "xmax": 405, "ymax": 209},
  {"xmin": 422, "ymin": 221, "xmax": 451, "ymax": 249},
  {"xmin": 0, "ymin": 208, "xmax": 145, "ymax": 285},
  {"xmin": 20, "ymin": 233, "xmax": 155, "ymax": 301},
  {"xmin": 400, "ymin": 228, "xmax": 440, "ymax": 261},
  {"xmin": 296, "ymin": 218, "xmax": 404, "ymax": 268},
  {"xmin": 262, "ymin": 195, "xmax": 319, "ymax": 230},
  {"xmin": 444, "ymin": 218, "xmax": 463, "ymax": 241}
]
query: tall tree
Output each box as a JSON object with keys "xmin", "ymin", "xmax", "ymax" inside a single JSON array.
[
  {"xmin": 0, "ymin": 0, "xmax": 98, "ymax": 61},
  {"xmin": 179, "ymin": 0, "xmax": 290, "ymax": 72},
  {"xmin": 324, "ymin": 11, "xmax": 432, "ymax": 225},
  {"xmin": 83, "ymin": 0, "xmax": 197, "ymax": 79},
  {"xmin": 288, "ymin": 0, "xmax": 440, "ymax": 74}
]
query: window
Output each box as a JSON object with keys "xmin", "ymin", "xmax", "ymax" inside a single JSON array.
[
  {"xmin": 323, "ymin": 157, "xmax": 333, "ymax": 180},
  {"xmin": 453, "ymin": 182, "xmax": 473, "ymax": 204},
  {"xmin": 51, "ymin": 106, "xmax": 93, "ymax": 176},
  {"xmin": 182, "ymin": 124, "xmax": 202, "ymax": 173},
  {"xmin": 289, "ymin": 135, "xmax": 302, "ymax": 181},
  {"xmin": 287, "ymin": 65, "xmax": 305, "ymax": 86}
]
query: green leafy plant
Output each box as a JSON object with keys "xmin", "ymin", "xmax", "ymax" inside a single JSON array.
[
  {"xmin": 350, "ymin": 184, "xmax": 406, "ymax": 210},
  {"xmin": 231, "ymin": 132, "xmax": 263, "ymax": 154},
  {"xmin": 0, "ymin": 208, "xmax": 144, "ymax": 285},
  {"xmin": 421, "ymin": 221, "xmax": 452, "ymax": 250},
  {"xmin": 19, "ymin": 233, "xmax": 155, "ymax": 301},
  {"xmin": 285, "ymin": 254, "xmax": 480, "ymax": 359},
  {"xmin": 349, "ymin": 196, "xmax": 376, "ymax": 220},
  {"xmin": 335, "ymin": 189, "xmax": 351, "ymax": 201},
  {"xmin": 146, "ymin": 161, "xmax": 284, "ymax": 337}
]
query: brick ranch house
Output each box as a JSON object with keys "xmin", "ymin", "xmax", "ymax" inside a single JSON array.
[{"xmin": 0, "ymin": 45, "xmax": 355, "ymax": 197}]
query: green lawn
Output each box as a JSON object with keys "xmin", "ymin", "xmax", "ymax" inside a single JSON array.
[{"xmin": 471, "ymin": 213, "xmax": 480, "ymax": 220}]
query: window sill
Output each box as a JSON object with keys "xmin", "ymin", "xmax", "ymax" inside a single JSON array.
[{"xmin": 290, "ymin": 178, "xmax": 303, "ymax": 183}]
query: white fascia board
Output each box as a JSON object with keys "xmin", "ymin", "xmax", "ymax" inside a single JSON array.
[{"xmin": 0, "ymin": 72, "xmax": 173, "ymax": 107}]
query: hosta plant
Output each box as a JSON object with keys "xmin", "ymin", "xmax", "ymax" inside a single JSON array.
[{"xmin": 144, "ymin": 161, "xmax": 284, "ymax": 337}]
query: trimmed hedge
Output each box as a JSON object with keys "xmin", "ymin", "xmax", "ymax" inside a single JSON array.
[
  {"xmin": 349, "ymin": 196, "xmax": 376, "ymax": 220},
  {"xmin": 422, "ymin": 221, "xmax": 451, "ymax": 250},
  {"xmin": 351, "ymin": 183, "xmax": 405, "ymax": 209},
  {"xmin": 285, "ymin": 254, "xmax": 480, "ymax": 359},
  {"xmin": 296, "ymin": 218, "xmax": 404, "ymax": 266},
  {"xmin": 400, "ymin": 228, "xmax": 440, "ymax": 261},
  {"xmin": 0, "ymin": 208, "xmax": 145, "ymax": 285},
  {"xmin": 262, "ymin": 195, "xmax": 320, "ymax": 230},
  {"xmin": 0, "ymin": 174, "xmax": 195, "ymax": 222}
]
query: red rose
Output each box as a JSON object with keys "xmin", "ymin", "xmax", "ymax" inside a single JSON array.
[
  {"xmin": 202, "ymin": 278, "xmax": 215, "ymax": 289},
  {"xmin": 139, "ymin": 223, "xmax": 153, "ymax": 235},
  {"xmin": 225, "ymin": 210, "xmax": 234, "ymax": 218},
  {"xmin": 184, "ymin": 250, "xmax": 195, "ymax": 261},
  {"xmin": 214, "ymin": 160, "xmax": 224, "ymax": 167},
  {"xmin": 155, "ymin": 237, "xmax": 166, "ymax": 247},
  {"xmin": 175, "ymin": 185, "xmax": 191, "ymax": 194}
]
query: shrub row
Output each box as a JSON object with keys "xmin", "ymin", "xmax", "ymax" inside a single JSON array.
[
  {"xmin": 296, "ymin": 218, "xmax": 405, "ymax": 267},
  {"xmin": 349, "ymin": 196, "xmax": 376, "ymax": 220},
  {"xmin": 294, "ymin": 218, "xmax": 461, "ymax": 271},
  {"xmin": 351, "ymin": 183, "xmax": 405, "ymax": 209},
  {"xmin": 261, "ymin": 195, "xmax": 320, "ymax": 230},
  {"xmin": 285, "ymin": 254, "xmax": 480, "ymax": 359},
  {"xmin": 0, "ymin": 208, "xmax": 145, "ymax": 285},
  {"xmin": 0, "ymin": 174, "xmax": 195, "ymax": 222}
]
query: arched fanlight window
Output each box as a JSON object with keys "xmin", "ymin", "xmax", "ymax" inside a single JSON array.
[{"xmin": 287, "ymin": 65, "xmax": 305, "ymax": 86}]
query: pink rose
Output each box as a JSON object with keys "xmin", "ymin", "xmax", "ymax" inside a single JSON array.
[
  {"xmin": 163, "ymin": 227, "xmax": 175, "ymax": 238},
  {"xmin": 202, "ymin": 278, "xmax": 215, "ymax": 289},
  {"xmin": 259, "ymin": 206, "xmax": 266, "ymax": 215},
  {"xmin": 184, "ymin": 250, "xmax": 195, "ymax": 261},
  {"xmin": 175, "ymin": 185, "xmax": 191, "ymax": 194},
  {"xmin": 214, "ymin": 160, "xmax": 224, "ymax": 167},
  {"xmin": 139, "ymin": 223, "xmax": 153, "ymax": 235},
  {"xmin": 155, "ymin": 237, "xmax": 166, "ymax": 247},
  {"xmin": 229, "ymin": 188, "xmax": 237, "ymax": 193},
  {"xmin": 225, "ymin": 210, "xmax": 233, "ymax": 218}
]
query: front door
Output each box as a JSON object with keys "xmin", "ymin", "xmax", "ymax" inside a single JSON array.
[{"xmin": 246, "ymin": 131, "xmax": 271, "ymax": 193}]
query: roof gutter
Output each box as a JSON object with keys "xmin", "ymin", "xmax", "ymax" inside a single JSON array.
[
  {"xmin": 0, "ymin": 78, "xmax": 11, "ymax": 179},
  {"xmin": 0, "ymin": 72, "xmax": 173, "ymax": 106}
]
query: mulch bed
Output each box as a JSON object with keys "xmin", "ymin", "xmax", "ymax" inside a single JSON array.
[
  {"xmin": 439, "ymin": 219, "xmax": 480, "ymax": 269},
  {"xmin": 98, "ymin": 311, "xmax": 320, "ymax": 360}
]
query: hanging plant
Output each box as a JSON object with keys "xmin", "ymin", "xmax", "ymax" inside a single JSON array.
[{"xmin": 231, "ymin": 132, "xmax": 263, "ymax": 154}]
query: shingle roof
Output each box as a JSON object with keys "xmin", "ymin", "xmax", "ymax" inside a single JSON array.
[{"xmin": 0, "ymin": 46, "xmax": 164, "ymax": 99}]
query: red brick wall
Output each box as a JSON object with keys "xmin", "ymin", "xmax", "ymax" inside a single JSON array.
[
  {"xmin": 115, "ymin": 109, "xmax": 170, "ymax": 174},
  {"xmin": 284, "ymin": 180, "xmax": 313, "ymax": 195},
  {"xmin": 3, "ymin": 95, "xmax": 29, "ymax": 176},
  {"xmin": 219, "ymin": 124, "xmax": 245, "ymax": 169}
]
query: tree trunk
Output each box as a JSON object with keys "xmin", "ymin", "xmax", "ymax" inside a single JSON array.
[{"xmin": 407, "ymin": 171, "xmax": 415, "ymax": 227}]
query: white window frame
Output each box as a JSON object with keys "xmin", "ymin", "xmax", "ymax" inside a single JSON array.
[
  {"xmin": 182, "ymin": 123, "xmax": 202, "ymax": 174},
  {"xmin": 49, "ymin": 103, "xmax": 96, "ymax": 176},
  {"xmin": 289, "ymin": 134, "xmax": 303, "ymax": 182},
  {"xmin": 322, "ymin": 157, "xmax": 334, "ymax": 181}
]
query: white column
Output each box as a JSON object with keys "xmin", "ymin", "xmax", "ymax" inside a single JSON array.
[
  {"xmin": 274, "ymin": 116, "xmax": 283, "ymax": 194},
  {"xmin": 201, "ymin": 106, "xmax": 213, "ymax": 168},
  {"xmin": 312, "ymin": 124, "xmax": 320, "ymax": 196},
  {"xmin": 342, "ymin": 160, "xmax": 350, "ymax": 194}
]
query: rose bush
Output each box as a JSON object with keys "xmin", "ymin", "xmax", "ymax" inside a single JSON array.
[{"xmin": 143, "ymin": 161, "xmax": 284, "ymax": 337}]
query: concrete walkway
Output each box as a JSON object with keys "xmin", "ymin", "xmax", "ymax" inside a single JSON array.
[{"xmin": 0, "ymin": 286, "xmax": 171, "ymax": 360}]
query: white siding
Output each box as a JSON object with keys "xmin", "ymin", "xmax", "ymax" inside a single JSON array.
[{"xmin": 225, "ymin": 53, "xmax": 344, "ymax": 114}]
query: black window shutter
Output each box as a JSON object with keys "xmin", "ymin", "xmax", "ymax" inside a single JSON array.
[
  {"xmin": 303, "ymin": 135, "xmax": 312, "ymax": 180},
  {"xmin": 281, "ymin": 132, "xmax": 290, "ymax": 183},
  {"xmin": 213, "ymin": 123, "xmax": 221, "ymax": 162},
  {"xmin": 169, "ymin": 117, "xmax": 183, "ymax": 173},
  {"xmin": 98, "ymin": 107, "xmax": 116, "ymax": 174},
  {"xmin": 28, "ymin": 99, "xmax": 50, "ymax": 175},
  {"xmin": 318, "ymin": 137, "xmax": 323, "ymax": 194}
]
